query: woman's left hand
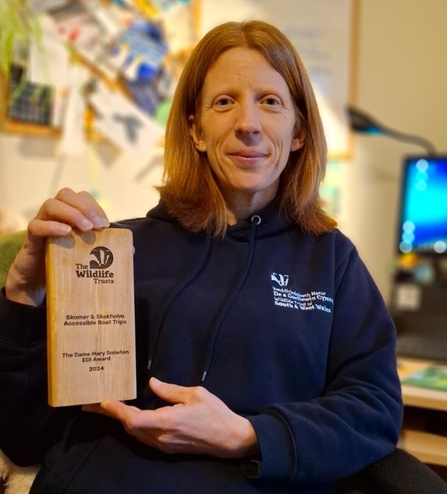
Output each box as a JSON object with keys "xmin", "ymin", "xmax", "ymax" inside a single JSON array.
[{"xmin": 83, "ymin": 377, "xmax": 259, "ymax": 458}]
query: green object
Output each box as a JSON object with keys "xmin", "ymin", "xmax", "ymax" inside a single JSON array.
[
  {"xmin": 401, "ymin": 365, "xmax": 447, "ymax": 391},
  {"xmin": 154, "ymin": 100, "xmax": 172, "ymax": 127},
  {"xmin": 0, "ymin": 231, "xmax": 26, "ymax": 287},
  {"xmin": 0, "ymin": 1, "xmax": 43, "ymax": 113},
  {"xmin": 0, "ymin": 1, "xmax": 42, "ymax": 76}
]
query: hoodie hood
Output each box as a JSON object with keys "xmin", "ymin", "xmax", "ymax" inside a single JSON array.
[{"xmin": 146, "ymin": 199, "xmax": 295, "ymax": 241}]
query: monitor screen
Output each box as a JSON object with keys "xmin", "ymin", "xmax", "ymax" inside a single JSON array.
[{"xmin": 397, "ymin": 156, "xmax": 447, "ymax": 255}]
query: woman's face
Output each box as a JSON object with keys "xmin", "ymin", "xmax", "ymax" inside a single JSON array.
[{"xmin": 190, "ymin": 47, "xmax": 302, "ymax": 211}]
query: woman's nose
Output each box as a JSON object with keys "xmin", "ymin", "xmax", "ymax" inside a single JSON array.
[{"xmin": 235, "ymin": 103, "xmax": 261, "ymax": 134}]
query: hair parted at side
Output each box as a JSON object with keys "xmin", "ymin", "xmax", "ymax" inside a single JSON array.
[{"xmin": 157, "ymin": 20, "xmax": 336, "ymax": 236}]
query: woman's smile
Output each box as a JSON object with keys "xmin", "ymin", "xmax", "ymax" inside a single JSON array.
[{"xmin": 227, "ymin": 150, "xmax": 268, "ymax": 166}]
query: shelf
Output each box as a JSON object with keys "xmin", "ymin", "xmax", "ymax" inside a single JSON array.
[
  {"xmin": 399, "ymin": 429, "xmax": 447, "ymax": 467},
  {"xmin": 0, "ymin": 53, "xmax": 128, "ymax": 141},
  {"xmin": 401, "ymin": 384, "xmax": 447, "ymax": 412}
]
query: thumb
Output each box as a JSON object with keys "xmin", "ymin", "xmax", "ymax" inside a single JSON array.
[{"xmin": 149, "ymin": 377, "xmax": 188, "ymax": 404}]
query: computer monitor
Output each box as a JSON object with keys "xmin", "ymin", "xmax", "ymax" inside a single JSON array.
[{"xmin": 397, "ymin": 156, "xmax": 447, "ymax": 256}]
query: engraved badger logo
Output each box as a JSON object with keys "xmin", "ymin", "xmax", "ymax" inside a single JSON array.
[{"xmin": 90, "ymin": 247, "xmax": 114, "ymax": 269}]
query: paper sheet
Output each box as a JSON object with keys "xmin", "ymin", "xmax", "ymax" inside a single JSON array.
[
  {"xmin": 28, "ymin": 15, "xmax": 71, "ymax": 88},
  {"xmin": 89, "ymin": 81, "xmax": 165, "ymax": 164},
  {"xmin": 56, "ymin": 65, "xmax": 89, "ymax": 157}
]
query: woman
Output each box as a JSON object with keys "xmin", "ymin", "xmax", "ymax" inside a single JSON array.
[{"xmin": 0, "ymin": 21, "xmax": 402, "ymax": 494}]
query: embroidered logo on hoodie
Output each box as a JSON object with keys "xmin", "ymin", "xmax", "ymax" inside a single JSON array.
[
  {"xmin": 271, "ymin": 272, "xmax": 289, "ymax": 287},
  {"xmin": 271, "ymin": 273, "xmax": 333, "ymax": 313}
]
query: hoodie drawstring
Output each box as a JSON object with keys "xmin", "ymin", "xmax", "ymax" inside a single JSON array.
[
  {"xmin": 201, "ymin": 215, "xmax": 261, "ymax": 382},
  {"xmin": 147, "ymin": 236, "xmax": 213, "ymax": 370}
]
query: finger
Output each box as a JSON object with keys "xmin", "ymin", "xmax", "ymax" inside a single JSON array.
[
  {"xmin": 55, "ymin": 189, "xmax": 110, "ymax": 229},
  {"xmin": 83, "ymin": 401, "xmax": 140, "ymax": 417},
  {"xmin": 26, "ymin": 218, "xmax": 72, "ymax": 243},
  {"xmin": 100, "ymin": 401, "xmax": 151, "ymax": 438},
  {"xmin": 82, "ymin": 403, "xmax": 106, "ymax": 415},
  {"xmin": 149, "ymin": 377, "xmax": 192, "ymax": 405},
  {"xmin": 100, "ymin": 400, "xmax": 141, "ymax": 422},
  {"xmin": 33, "ymin": 189, "xmax": 109, "ymax": 234}
]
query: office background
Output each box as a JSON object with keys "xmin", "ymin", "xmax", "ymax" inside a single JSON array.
[{"xmin": 0, "ymin": 0, "xmax": 446, "ymax": 305}]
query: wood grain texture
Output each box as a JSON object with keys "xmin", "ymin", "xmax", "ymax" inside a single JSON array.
[{"xmin": 46, "ymin": 228, "xmax": 136, "ymax": 407}]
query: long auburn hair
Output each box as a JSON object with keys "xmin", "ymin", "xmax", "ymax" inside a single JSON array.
[{"xmin": 157, "ymin": 20, "xmax": 336, "ymax": 236}]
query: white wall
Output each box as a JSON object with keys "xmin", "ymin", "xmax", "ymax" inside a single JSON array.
[
  {"xmin": 1, "ymin": 0, "xmax": 446, "ymax": 303},
  {"xmin": 0, "ymin": 134, "xmax": 164, "ymax": 222}
]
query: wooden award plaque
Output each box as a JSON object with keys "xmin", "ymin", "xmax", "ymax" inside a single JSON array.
[{"xmin": 45, "ymin": 228, "xmax": 136, "ymax": 407}]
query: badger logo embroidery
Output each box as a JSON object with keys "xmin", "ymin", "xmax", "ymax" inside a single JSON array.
[{"xmin": 271, "ymin": 273, "xmax": 289, "ymax": 287}]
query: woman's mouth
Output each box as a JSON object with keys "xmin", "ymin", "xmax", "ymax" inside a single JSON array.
[{"xmin": 228, "ymin": 152, "xmax": 267, "ymax": 166}]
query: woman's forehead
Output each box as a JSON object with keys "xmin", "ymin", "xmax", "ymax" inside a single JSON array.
[{"xmin": 202, "ymin": 47, "xmax": 291, "ymax": 95}]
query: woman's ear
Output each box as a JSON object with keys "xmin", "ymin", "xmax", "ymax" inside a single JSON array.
[
  {"xmin": 188, "ymin": 115, "xmax": 207, "ymax": 152},
  {"xmin": 291, "ymin": 136, "xmax": 304, "ymax": 152},
  {"xmin": 291, "ymin": 126, "xmax": 305, "ymax": 152},
  {"xmin": 290, "ymin": 135, "xmax": 304, "ymax": 151}
]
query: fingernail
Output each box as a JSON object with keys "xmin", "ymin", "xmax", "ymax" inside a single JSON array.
[
  {"xmin": 59, "ymin": 224, "xmax": 71, "ymax": 235},
  {"xmin": 150, "ymin": 377, "xmax": 161, "ymax": 386},
  {"xmin": 80, "ymin": 218, "xmax": 93, "ymax": 230},
  {"xmin": 91, "ymin": 215, "xmax": 109, "ymax": 229}
]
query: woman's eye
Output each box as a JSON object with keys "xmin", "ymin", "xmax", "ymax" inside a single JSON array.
[
  {"xmin": 264, "ymin": 97, "xmax": 281, "ymax": 106},
  {"xmin": 214, "ymin": 97, "xmax": 232, "ymax": 107}
]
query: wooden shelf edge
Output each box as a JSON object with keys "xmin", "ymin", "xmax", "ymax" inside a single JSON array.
[
  {"xmin": 402, "ymin": 384, "xmax": 447, "ymax": 412},
  {"xmin": 399, "ymin": 429, "xmax": 447, "ymax": 466}
]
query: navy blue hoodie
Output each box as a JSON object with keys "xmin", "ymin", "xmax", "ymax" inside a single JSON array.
[{"xmin": 0, "ymin": 200, "xmax": 402, "ymax": 493}]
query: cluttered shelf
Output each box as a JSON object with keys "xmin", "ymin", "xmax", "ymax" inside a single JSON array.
[
  {"xmin": 398, "ymin": 357, "xmax": 447, "ymax": 467},
  {"xmin": 0, "ymin": 68, "xmax": 104, "ymax": 141},
  {"xmin": 0, "ymin": 72, "xmax": 60, "ymax": 137},
  {"xmin": 0, "ymin": 0, "xmax": 199, "ymax": 156},
  {"xmin": 0, "ymin": 57, "xmax": 147, "ymax": 143}
]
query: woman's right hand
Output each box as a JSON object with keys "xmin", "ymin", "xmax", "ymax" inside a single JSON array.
[{"xmin": 5, "ymin": 188, "xmax": 110, "ymax": 306}]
